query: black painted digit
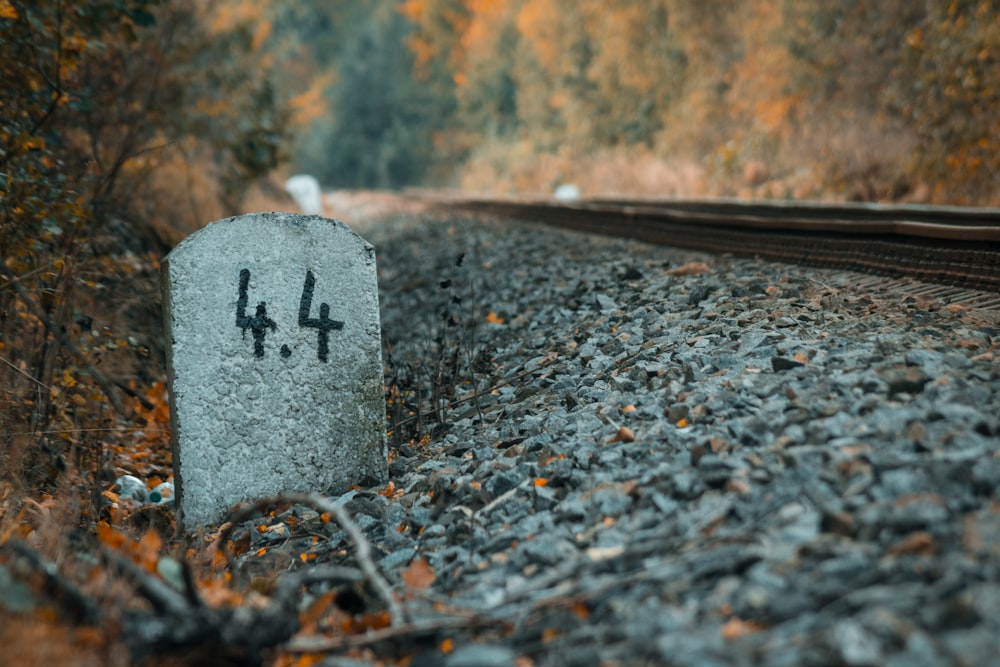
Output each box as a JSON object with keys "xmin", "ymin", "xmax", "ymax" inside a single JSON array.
[
  {"xmin": 236, "ymin": 268, "xmax": 276, "ymax": 358},
  {"xmin": 235, "ymin": 269, "xmax": 341, "ymax": 362},
  {"xmin": 298, "ymin": 270, "xmax": 343, "ymax": 362}
]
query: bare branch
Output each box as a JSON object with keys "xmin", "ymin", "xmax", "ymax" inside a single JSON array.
[
  {"xmin": 0, "ymin": 260, "xmax": 126, "ymax": 415},
  {"xmin": 221, "ymin": 492, "xmax": 407, "ymax": 626}
]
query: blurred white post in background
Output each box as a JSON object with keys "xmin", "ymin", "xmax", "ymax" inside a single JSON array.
[
  {"xmin": 284, "ymin": 174, "xmax": 324, "ymax": 216},
  {"xmin": 554, "ymin": 184, "xmax": 581, "ymax": 201}
]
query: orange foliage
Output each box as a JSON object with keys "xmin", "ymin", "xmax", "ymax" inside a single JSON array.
[
  {"xmin": 461, "ymin": 0, "xmax": 511, "ymax": 51},
  {"xmin": 402, "ymin": 0, "xmax": 472, "ymax": 74},
  {"xmin": 516, "ymin": 0, "xmax": 569, "ymax": 76},
  {"xmin": 96, "ymin": 522, "xmax": 163, "ymax": 574},
  {"xmin": 396, "ymin": 0, "xmax": 998, "ymax": 203},
  {"xmin": 206, "ymin": 0, "xmax": 273, "ymax": 36},
  {"xmin": 251, "ymin": 19, "xmax": 273, "ymax": 51},
  {"xmin": 721, "ymin": 3, "xmax": 802, "ymax": 134},
  {"xmin": 579, "ymin": 2, "xmax": 662, "ymax": 93},
  {"xmin": 0, "ymin": 0, "xmax": 17, "ymax": 19},
  {"xmin": 287, "ymin": 73, "xmax": 334, "ymax": 128},
  {"xmin": 399, "ymin": 0, "xmax": 428, "ymax": 22},
  {"xmin": 196, "ymin": 575, "xmax": 248, "ymax": 607}
]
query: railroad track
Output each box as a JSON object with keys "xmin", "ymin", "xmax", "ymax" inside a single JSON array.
[{"xmin": 428, "ymin": 195, "xmax": 1000, "ymax": 300}]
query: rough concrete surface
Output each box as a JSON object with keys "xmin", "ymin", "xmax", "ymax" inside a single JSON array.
[{"xmin": 162, "ymin": 213, "xmax": 386, "ymax": 530}]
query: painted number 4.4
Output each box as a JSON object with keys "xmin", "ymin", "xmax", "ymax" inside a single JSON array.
[{"xmin": 236, "ymin": 268, "xmax": 343, "ymax": 362}]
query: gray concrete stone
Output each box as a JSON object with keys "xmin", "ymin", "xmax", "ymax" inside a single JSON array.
[{"xmin": 162, "ymin": 213, "xmax": 386, "ymax": 530}]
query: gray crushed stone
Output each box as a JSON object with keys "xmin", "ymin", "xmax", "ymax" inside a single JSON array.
[{"xmin": 234, "ymin": 212, "xmax": 1000, "ymax": 667}]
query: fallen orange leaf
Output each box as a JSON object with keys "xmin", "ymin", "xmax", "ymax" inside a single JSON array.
[
  {"xmin": 608, "ymin": 426, "xmax": 635, "ymax": 443},
  {"xmin": 726, "ymin": 478, "xmax": 752, "ymax": 495},
  {"xmin": 299, "ymin": 591, "xmax": 338, "ymax": 634},
  {"xmin": 402, "ymin": 557, "xmax": 436, "ymax": 590},
  {"xmin": 288, "ymin": 654, "xmax": 325, "ymax": 667},
  {"xmin": 197, "ymin": 576, "xmax": 244, "ymax": 607},
  {"xmin": 721, "ymin": 617, "xmax": 766, "ymax": 640},
  {"xmin": 887, "ymin": 530, "xmax": 937, "ymax": 556},
  {"xmin": 136, "ymin": 529, "xmax": 162, "ymax": 573},
  {"xmin": 96, "ymin": 521, "xmax": 128, "ymax": 551},
  {"xmin": 343, "ymin": 609, "xmax": 392, "ymax": 634},
  {"xmin": 666, "ymin": 261, "xmax": 711, "ymax": 276},
  {"xmin": 485, "ymin": 310, "xmax": 505, "ymax": 324}
]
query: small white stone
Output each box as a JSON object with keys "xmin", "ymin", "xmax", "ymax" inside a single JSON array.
[
  {"xmin": 554, "ymin": 184, "xmax": 581, "ymax": 201},
  {"xmin": 115, "ymin": 475, "xmax": 148, "ymax": 504}
]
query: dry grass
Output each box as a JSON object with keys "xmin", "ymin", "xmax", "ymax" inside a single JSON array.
[
  {"xmin": 458, "ymin": 139, "xmax": 710, "ymax": 198},
  {"xmin": 451, "ymin": 115, "xmax": 936, "ymax": 204}
]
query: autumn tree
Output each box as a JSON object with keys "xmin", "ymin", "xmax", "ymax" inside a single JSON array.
[
  {"xmin": 452, "ymin": 1, "xmax": 521, "ymax": 144},
  {"xmin": 885, "ymin": 0, "xmax": 1000, "ymax": 203},
  {"xmin": 387, "ymin": 0, "xmax": 997, "ymax": 202},
  {"xmin": 312, "ymin": 1, "xmax": 451, "ymax": 187},
  {"xmin": 265, "ymin": 0, "xmax": 454, "ymax": 187},
  {"xmin": 0, "ymin": 0, "xmax": 287, "ymax": 488}
]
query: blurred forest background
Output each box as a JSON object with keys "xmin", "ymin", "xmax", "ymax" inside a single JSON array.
[
  {"xmin": 2, "ymin": 0, "xmax": 999, "ymax": 497},
  {"xmin": 0, "ymin": 1, "xmax": 997, "ymax": 660},
  {"xmin": 281, "ymin": 0, "xmax": 1000, "ymax": 205}
]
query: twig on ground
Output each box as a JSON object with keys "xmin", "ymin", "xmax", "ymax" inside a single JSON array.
[
  {"xmin": 102, "ymin": 548, "xmax": 195, "ymax": 616},
  {"xmin": 284, "ymin": 614, "xmax": 509, "ymax": 653},
  {"xmin": 113, "ymin": 380, "xmax": 155, "ymax": 410},
  {"xmin": 0, "ymin": 540, "xmax": 102, "ymax": 624},
  {"xmin": 220, "ymin": 492, "xmax": 406, "ymax": 626},
  {"xmin": 393, "ymin": 355, "xmax": 559, "ymax": 430},
  {"xmin": 478, "ymin": 479, "xmax": 532, "ymax": 517}
]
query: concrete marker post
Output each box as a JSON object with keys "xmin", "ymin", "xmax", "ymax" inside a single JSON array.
[{"xmin": 161, "ymin": 213, "xmax": 386, "ymax": 530}]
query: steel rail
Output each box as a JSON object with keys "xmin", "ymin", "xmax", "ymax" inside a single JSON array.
[{"xmin": 434, "ymin": 196, "xmax": 1000, "ymax": 293}]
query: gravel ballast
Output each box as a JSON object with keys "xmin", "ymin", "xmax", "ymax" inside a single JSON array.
[{"xmin": 235, "ymin": 207, "xmax": 1000, "ymax": 667}]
